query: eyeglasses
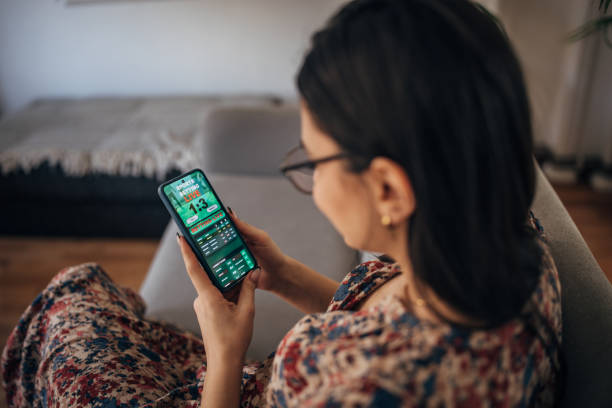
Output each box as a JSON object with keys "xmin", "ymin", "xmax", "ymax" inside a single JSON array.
[{"xmin": 279, "ymin": 144, "xmax": 351, "ymax": 194}]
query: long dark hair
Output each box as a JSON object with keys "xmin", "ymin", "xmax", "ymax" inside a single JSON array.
[{"xmin": 296, "ymin": 0, "xmax": 543, "ymax": 327}]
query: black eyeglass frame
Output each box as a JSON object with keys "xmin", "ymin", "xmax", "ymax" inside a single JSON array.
[{"xmin": 279, "ymin": 145, "xmax": 352, "ymax": 194}]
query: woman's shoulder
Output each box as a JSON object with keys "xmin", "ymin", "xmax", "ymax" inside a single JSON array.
[
  {"xmin": 326, "ymin": 259, "xmax": 402, "ymax": 312},
  {"xmin": 268, "ymin": 282, "xmax": 561, "ymax": 406},
  {"xmin": 525, "ymin": 211, "xmax": 563, "ymax": 344},
  {"xmin": 266, "ymin": 214, "xmax": 563, "ymax": 405}
]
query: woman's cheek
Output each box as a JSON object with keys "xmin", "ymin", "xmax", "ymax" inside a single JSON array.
[
  {"xmin": 312, "ymin": 167, "xmax": 323, "ymax": 203},
  {"xmin": 312, "ymin": 168, "xmax": 334, "ymax": 222},
  {"xmin": 313, "ymin": 170, "xmax": 351, "ymax": 242},
  {"xmin": 312, "ymin": 168, "xmax": 371, "ymax": 250},
  {"xmin": 312, "ymin": 169, "xmax": 323, "ymax": 212}
]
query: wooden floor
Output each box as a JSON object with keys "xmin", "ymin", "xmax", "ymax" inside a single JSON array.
[
  {"xmin": 552, "ymin": 184, "xmax": 612, "ymax": 278},
  {"xmin": 0, "ymin": 183, "xmax": 611, "ymax": 406}
]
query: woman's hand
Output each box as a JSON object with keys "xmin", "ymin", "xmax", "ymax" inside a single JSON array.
[
  {"xmin": 227, "ymin": 207, "xmax": 290, "ymax": 294},
  {"xmin": 177, "ymin": 232, "xmax": 257, "ymax": 367},
  {"xmin": 228, "ymin": 207, "xmax": 339, "ymax": 315}
]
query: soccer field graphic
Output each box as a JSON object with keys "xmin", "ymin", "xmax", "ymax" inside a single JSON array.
[{"xmin": 162, "ymin": 170, "xmax": 255, "ymax": 288}]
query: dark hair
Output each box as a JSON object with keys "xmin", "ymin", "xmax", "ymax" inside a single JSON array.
[{"xmin": 296, "ymin": 0, "xmax": 543, "ymax": 327}]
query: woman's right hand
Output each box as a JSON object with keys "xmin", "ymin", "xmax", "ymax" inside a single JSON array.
[{"xmin": 227, "ymin": 206, "xmax": 289, "ymax": 293}]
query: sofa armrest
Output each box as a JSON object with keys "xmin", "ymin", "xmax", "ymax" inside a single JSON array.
[{"xmin": 531, "ymin": 163, "xmax": 612, "ymax": 407}]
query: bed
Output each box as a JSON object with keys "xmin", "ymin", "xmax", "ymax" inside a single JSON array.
[{"xmin": 0, "ymin": 94, "xmax": 292, "ymax": 237}]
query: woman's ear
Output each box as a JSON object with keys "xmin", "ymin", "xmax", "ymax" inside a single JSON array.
[{"xmin": 364, "ymin": 157, "xmax": 416, "ymax": 225}]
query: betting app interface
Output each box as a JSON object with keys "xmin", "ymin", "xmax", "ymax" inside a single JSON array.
[{"xmin": 163, "ymin": 171, "xmax": 255, "ymax": 288}]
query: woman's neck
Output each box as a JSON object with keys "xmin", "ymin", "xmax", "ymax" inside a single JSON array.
[{"xmin": 394, "ymin": 256, "xmax": 486, "ymax": 327}]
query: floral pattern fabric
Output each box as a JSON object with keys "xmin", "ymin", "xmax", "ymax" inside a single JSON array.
[
  {"xmin": 266, "ymin": 213, "xmax": 562, "ymax": 407},
  {"xmin": 2, "ymin": 214, "xmax": 561, "ymax": 407}
]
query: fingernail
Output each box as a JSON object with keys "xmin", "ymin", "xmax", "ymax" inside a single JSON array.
[
  {"xmin": 176, "ymin": 232, "xmax": 181, "ymax": 241},
  {"xmin": 228, "ymin": 206, "xmax": 234, "ymax": 215},
  {"xmin": 249, "ymin": 268, "xmax": 260, "ymax": 283}
]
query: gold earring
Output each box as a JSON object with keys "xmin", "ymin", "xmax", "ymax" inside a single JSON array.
[{"xmin": 381, "ymin": 214, "xmax": 392, "ymax": 227}]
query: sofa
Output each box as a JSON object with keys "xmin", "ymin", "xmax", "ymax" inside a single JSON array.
[{"xmin": 138, "ymin": 106, "xmax": 612, "ymax": 407}]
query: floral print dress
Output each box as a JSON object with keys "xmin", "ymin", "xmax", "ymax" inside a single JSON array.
[{"xmin": 2, "ymin": 214, "xmax": 561, "ymax": 407}]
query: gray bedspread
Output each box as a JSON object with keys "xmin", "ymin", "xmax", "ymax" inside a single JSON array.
[{"xmin": 0, "ymin": 95, "xmax": 282, "ymax": 181}]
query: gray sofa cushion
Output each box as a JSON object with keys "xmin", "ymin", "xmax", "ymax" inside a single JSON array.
[
  {"xmin": 139, "ymin": 173, "xmax": 359, "ymax": 360},
  {"xmin": 200, "ymin": 105, "xmax": 300, "ymax": 176}
]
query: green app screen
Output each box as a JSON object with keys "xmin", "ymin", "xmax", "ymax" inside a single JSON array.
[{"xmin": 163, "ymin": 171, "xmax": 255, "ymax": 288}]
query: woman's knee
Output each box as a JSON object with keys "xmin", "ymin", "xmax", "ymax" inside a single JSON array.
[{"xmin": 49, "ymin": 262, "xmax": 104, "ymax": 287}]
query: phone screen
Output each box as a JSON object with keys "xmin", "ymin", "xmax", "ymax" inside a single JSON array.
[{"xmin": 161, "ymin": 170, "xmax": 256, "ymax": 289}]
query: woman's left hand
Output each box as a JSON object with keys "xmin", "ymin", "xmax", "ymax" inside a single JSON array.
[{"xmin": 177, "ymin": 233, "xmax": 258, "ymax": 368}]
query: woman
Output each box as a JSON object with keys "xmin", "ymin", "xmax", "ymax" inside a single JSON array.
[{"xmin": 1, "ymin": 0, "xmax": 562, "ymax": 406}]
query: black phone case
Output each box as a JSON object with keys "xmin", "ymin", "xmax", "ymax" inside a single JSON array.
[{"xmin": 157, "ymin": 168, "xmax": 259, "ymax": 293}]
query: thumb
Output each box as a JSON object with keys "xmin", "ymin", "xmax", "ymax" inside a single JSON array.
[{"xmin": 237, "ymin": 270, "xmax": 257, "ymax": 316}]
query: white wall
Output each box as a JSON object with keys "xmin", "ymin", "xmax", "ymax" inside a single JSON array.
[
  {"xmin": 581, "ymin": 32, "xmax": 612, "ymax": 164},
  {"xmin": 498, "ymin": 0, "xmax": 612, "ymax": 165},
  {"xmin": 498, "ymin": 0, "xmax": 591, "ymax": 153},
  {"xmin": 0, "ymin": 0, "xmax": 347, "ymax": 116}
]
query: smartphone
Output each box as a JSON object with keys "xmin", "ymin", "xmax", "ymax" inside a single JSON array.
[{"xmin": 157, "ymin": 168, "xmax": 259, "ymax": 293}]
